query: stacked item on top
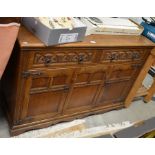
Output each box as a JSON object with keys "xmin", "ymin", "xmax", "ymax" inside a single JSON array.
[
  {"xmin": 37, "ymin": 17, "xmax": 81, "ymax": 30},
  {"xmin": 141, "ymin": 18, "xmax": 155, "ymax": 43},
  {"xmin": 22, "ymin": 17, "xmax": 87, "ymax": 46},
  {"xmin": 80, "ymin": 17, "xmax": 144, "ymax": 36}
]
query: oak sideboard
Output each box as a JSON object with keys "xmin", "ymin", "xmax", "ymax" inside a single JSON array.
[{"xmin": 1, "ymin": 26, "xmax": 155, "ymax": 136}]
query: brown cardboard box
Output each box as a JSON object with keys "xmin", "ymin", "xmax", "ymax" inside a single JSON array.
[{"xmin": 22, "ymin": 17, "xmax": 87, "ymax": 46}]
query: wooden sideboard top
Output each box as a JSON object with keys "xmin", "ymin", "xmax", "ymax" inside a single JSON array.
[{"xmin": 18, "ymin": 26, "xmax": 155, "ymax": 49}]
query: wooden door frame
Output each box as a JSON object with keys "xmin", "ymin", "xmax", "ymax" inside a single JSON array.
[
  {"xmin": 19, "ymin": 68, "xmax": 74, "ymax": 121},
  {"xmin": 62, "ymin": 65, "xmax": 107, "ymax": 113}
]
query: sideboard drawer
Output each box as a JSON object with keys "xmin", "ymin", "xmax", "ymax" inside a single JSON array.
[
  {"xmin": 29, "ymin": 49, "xmax": 97, "ymax": 68},
  {"xmin": 100, "ymin": 48, "xmax": 149, "ymax": 63}
]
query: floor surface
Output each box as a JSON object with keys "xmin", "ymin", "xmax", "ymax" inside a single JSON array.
[{"xmin": 1, "ymin": 99, "xmax": 155, "ymax": 138}]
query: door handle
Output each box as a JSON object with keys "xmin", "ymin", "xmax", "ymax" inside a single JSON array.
[
  {"xmin": 63, "ymin": 85, "xmax": 70, "ymax": 92},
  {"xmin": 22, "ymin": 70, "xmax": 43, "ymax": 78},
  {"xmin": 31, "ymin": 71, "xmax": 43, "ymax": 76}
]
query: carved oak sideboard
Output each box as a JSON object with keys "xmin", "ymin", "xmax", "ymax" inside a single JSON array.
[{"xmin": 1, "ymin": 26, "xmax": 155, "ymax": 136}]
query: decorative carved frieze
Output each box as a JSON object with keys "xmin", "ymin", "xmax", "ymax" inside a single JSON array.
[
  {"xmin": 33, "ymin": 51, "xmax": 94, "ymax": 65},
  {"xmin": 101, "ymin": 49, "xmax": 146, "ymax": 62}
]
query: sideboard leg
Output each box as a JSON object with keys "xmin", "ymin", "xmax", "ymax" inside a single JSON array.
[{"xmin": 125, "ymin": 49, "xmax": 155, "ymax": 108}]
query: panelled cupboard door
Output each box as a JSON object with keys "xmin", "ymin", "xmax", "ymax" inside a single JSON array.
[
  {"xmin": 95, "ymin": 63, "xmax": 141, "ymax": 107},
  {"xmin": 63, "ymin": 65, "xmax": 107, "ymax": 114},
  {"xmin": 20, "ymin": 68, "xmax": 74, "ymax": 121}
]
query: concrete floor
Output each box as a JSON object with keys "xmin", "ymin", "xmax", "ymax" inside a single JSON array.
[
  {"xmin": 0, "ymin": 106, "xmax": 10, "ymax": 138},
  {"xmin": 85, "ymin": 100, "xmax": 155, "ymax": 128},
  {"xmin": 0, "ymin": 74, "xmax": 154, "ymax": 138},
  {"xmin": 1, "ymin": 99, "xmax": 155, "ymax": 138}
]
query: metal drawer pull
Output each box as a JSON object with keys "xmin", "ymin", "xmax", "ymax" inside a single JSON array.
[
  {"xmin": 44, "ymin": 56, "xmax": 52, "ymax": 65},
  {"xmin": 78, "ymin": 55, "xmax": 84, "ymax": 63},
  {"xmin": 31, "ymin": 71, "xmax": 43, "ymax": 76},
  {"xmin": 22, "ymin": 71, "xmax": 43, "ymax": 78},
  {"xmin": 110, "ymin": 54, "xmax": 117, "ymax": 61},
  {"xmin": 132, "ymin": 53, "xmax": 140, "ymax": 59}
]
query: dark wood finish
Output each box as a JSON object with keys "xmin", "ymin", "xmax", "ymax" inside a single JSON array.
[{"xmin": 1, "ymin": 26, "xmax": 155, "ymax": 136}]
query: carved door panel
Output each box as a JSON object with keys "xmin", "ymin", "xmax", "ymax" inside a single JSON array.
[
  {"xmin": 95, "ymin": 63, "xmax": 141, "ymax": 107},
  {"xmin": 20, "ymin": 68, "xmax": 74, "ymax": 122},
  {"xmin": 63, "ymin": 65, "xmax": 107, "ymax": 114}
]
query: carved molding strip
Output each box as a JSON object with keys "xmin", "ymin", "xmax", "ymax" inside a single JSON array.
[
  {"xmin": 33, "ymin": 52, "xmax": 94, "ymax": 65},
  {"xmin": 101, "ymin": 49, "xmax": 146, "ymax": 62}
]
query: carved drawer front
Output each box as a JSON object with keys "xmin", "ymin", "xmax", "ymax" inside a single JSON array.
[
  {"xmin": 20, "ymin": 68, "xmax": 74, "ymax": 121},
  {"xmin": 63, "ymin": 65, "xmax": 107, "ymax": 114},
  {"xmin": 30, "ymin": 49, "xmax": 97, "ymax": 68},
  {"xmin": 100, "ymin": 48, "xmax": 149, "ymax": 63}
]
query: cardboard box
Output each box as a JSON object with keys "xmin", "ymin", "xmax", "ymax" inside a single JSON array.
[{"xmin": 22, "ymin": 17, "xmax": 87, "ymax": 46}]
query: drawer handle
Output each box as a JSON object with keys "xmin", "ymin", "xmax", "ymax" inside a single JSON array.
[
  {"xmin": 132, "ymin": 53, "xmax": 140, "ymax": 59},
  {"xmin": 110, "ymin": 54, "xmax": 116, "ymax": 61},
  {"xmin": 31, "ymin": 71, "xmax": 43, "ymax": 76},
  {"xmin": 22, "ymin": 71, "xmax": 43, "ymax": 78},
  {"xmin": 78, "ymin": 55, "xmax": 84, "ymax": 64},
  {"xmin": 44, "ymin": 56, "xmax": 52, "ymax": 65}
]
